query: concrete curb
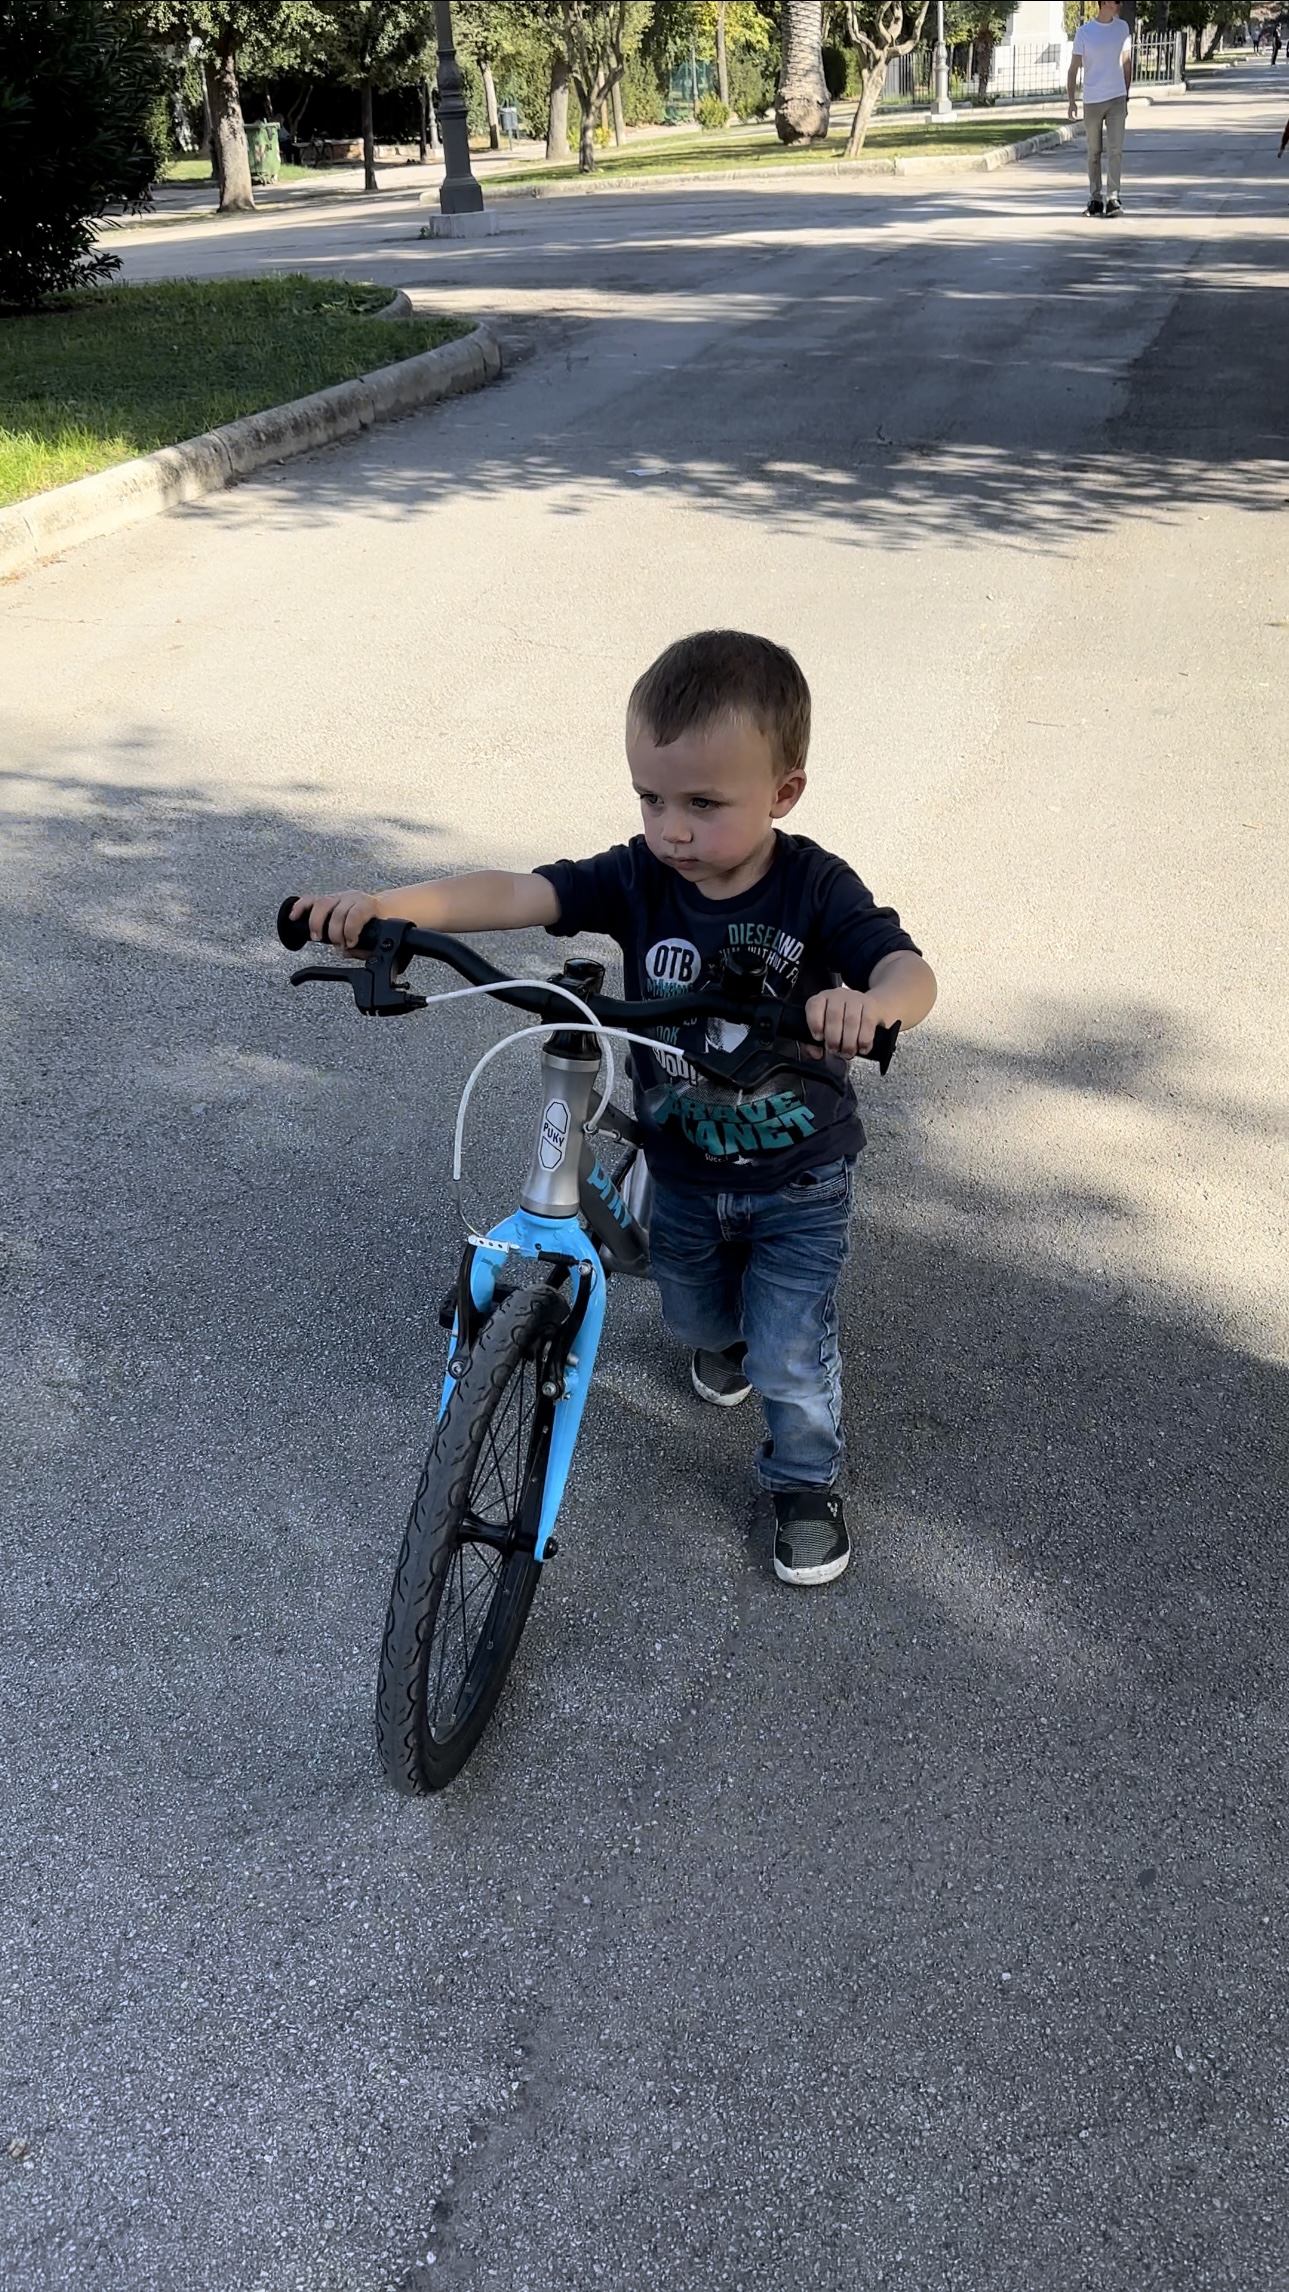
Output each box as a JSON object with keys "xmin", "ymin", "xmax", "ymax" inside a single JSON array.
[
  {"xmin": 482, "ymin": 123, "xmax": 1082, "ymax": 202},
  {"xmin": 0, "ymin": 323, "xmax": 500, "ymax": 584}
]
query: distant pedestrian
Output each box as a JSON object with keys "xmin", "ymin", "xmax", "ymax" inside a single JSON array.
[
  {"xmin": 1068, "ymin": 0, "xmax": 1134, "ymax": 218},
  {"xmin": 1272, "ymin": 10, "xmax": 1289, "ymax": 59}
]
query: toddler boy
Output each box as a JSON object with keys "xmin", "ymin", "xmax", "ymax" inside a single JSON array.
[{"xmin": 292, "ymin": 631, "xmax": 936, "ymax": 1586}]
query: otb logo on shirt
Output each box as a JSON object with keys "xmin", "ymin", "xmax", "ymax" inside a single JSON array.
[{"xmin": 645, "ymin": 938, "xmax": 701, "ymax": 994}]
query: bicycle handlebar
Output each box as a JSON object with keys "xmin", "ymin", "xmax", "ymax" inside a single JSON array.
[{"xmin": 275, "ymin": 899, "xmax": 900, "ymax": 1085}]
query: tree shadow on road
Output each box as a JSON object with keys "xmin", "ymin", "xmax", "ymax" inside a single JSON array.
[{"xmin": 159, "ymin": 143, "xmax": 1289, "ymax": 560}]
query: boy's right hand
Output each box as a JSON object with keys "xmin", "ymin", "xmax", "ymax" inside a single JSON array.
[{"xmin": 289, "ymin": 891, "xmax": 378, "ymax": 950}]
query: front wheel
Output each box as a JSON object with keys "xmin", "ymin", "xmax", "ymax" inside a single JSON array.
[{"xmin": 375, "ymin": 1285, "xmax": 567, "ymax": 1794}]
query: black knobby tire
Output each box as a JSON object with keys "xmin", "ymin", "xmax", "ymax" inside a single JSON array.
[{"xmin": 375, "ymin": 1285, "xmax": 568, "ymax": 1794}]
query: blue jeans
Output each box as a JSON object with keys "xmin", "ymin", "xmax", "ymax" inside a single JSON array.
[{"xmin": 648, "ymin": 1158, "xmax": 855, "ymax": 1492}]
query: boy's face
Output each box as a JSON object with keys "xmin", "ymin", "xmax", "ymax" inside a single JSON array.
[{"xmin": 627, "ymin": 713, "xmax": 805, "ymax": 896}]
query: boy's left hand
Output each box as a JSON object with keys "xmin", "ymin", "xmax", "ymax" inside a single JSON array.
[{"xmin": 804, "ymin": 987, "xmax": 882, "ymax": 1059}]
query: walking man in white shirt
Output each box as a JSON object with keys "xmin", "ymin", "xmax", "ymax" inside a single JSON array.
[{"xmin": 1068, "ymin": 0, "xmax": 1134, "ymax": 218}]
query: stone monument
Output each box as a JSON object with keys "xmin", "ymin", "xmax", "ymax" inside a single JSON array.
[{"xmin": 992, "ymin": 0, "xmax": 1073, "ymax": 93}]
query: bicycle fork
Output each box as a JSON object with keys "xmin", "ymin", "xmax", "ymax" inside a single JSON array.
[{"xmin": 440, "ymin": 1040, "xmax": 609, "ymax": 1562}]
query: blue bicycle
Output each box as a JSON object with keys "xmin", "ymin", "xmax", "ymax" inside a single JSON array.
[{"xmin": 276, "ymin": 902, "xmax": 897, "ymax": 1790}]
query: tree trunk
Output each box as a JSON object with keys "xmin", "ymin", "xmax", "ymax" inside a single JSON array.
[
  {"xmin": 775, "ymin": 1, "xmax": 829, "ymax": 143},
  {"xmin": 716, "ymin": 1, "xmax": 730, "ymax": 107},
  {"xmin": 844, "ymin": 62, "xmax": 886, "ymax": 154},
  {"xmin": 204, "ymin": 51, "xmax": 254, "ymax": 212},
  {"xmin": 361, "ymin": 77, "xmax": 378, "ymax": 191},
  {"xmin": 482, "ymin": 59, "xmax": 500, "ymax": 149},
  {"xmin": 975, "ymin": 32, "xmax": 995, "ymax": 100},
  {"xmin": 579, "ymin": 93, "xmax": 597, "ymax": 172},
  {"xmin": 610, "ymin": 74, "xmax": 626, "ymax": 144},
  {"xmin": 418, "ymin": 80, "xmax": 428, "ymax": 162},
  {"xmin": 547, "ymin": 51, "xmax": 570, "ymax": 159}
]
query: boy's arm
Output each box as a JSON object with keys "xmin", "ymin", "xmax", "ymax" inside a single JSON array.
[
  {"xmin": 289, "ymin": 871, "xmax": 561, "ymax": 950},
  {"xmin": 1067, "ymin": 45, "xmax": 1082, "ymax": 114},
  {"xmin": 805, "ymin": 949, "xmax": 937, "ymax": 1060}
]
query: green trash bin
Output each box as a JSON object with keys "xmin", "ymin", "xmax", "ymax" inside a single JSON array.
[{"xmin": 245, "ymin": 120, "xmax": 281, "ymax": 185}]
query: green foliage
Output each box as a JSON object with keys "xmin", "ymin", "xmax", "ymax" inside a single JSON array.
[
  {"xmin": 454, "ymin": 0, "xmax": 564, "ymax": 136},
  {"xmin": 621, "ymin": 50, "xmax": 669, "ymax": 121},
  {"xmin": 728, "ymin": 43, "xmax": 776, "ymax": 109},
  {"xmin": 696, "ymin": 88, "xmax": 730, "ymax": 120},
  {"xmin": 645, "ymin": 1, "xmax": 775, "ymax": 64},
  {"xmin": 0, "ymin": 0, "xmax": 166, "ymax": 310},
  {"xmin": 311, "ymin": 1, "xmax": 436, "ymax": 89},
  {"xmin": 945, "ymin": 0, "xmax": 1011, "ymax": 36},
  {"xmin": 125, "ymin": 2, "xmax": 325, "ymax": 72}
]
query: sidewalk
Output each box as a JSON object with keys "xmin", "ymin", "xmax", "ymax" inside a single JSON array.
[{"xmin": 129, "ymin": 138, "xmax": 551, "ymax": 229}]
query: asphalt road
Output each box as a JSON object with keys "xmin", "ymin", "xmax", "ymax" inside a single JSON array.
[{"xmin": 2, "ymin": 74, "xmax": 1286, "ymax": 2292}]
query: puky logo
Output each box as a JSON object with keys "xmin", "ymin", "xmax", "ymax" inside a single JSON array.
[{"xmin": 539, "ymin": 1098, "xmax": 570, "ymax": 1170}]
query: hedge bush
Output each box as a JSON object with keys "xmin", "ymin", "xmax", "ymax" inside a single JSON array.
[{"xmin": 0, "ymin": 0, "xmax": 165, "ymax": 311}]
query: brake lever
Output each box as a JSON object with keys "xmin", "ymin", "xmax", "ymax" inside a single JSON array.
[{"xmin": 286, "ymin": 916, "xmax": 427, "ymax": 1019}]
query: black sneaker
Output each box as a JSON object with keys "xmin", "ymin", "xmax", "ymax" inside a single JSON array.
[
  {"xmin": 772, "ymin": 1489, "xmax": 851, "ymax": 1586},
  {"xmin": 1104, "ymin": 196, "xmax": 1123, "ymax": 218},
  {"xmin": 1085, "ymin": 195, "xmax": 1105, "ymax": 216},
  {"xmin": 691, "ymin": 1344, "xmax": 752, "ymax": 1407}
]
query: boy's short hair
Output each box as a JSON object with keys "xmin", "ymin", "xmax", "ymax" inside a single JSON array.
[{"xmin": 628, "ymin": 630, "xmax": 810, "ymax": 777}]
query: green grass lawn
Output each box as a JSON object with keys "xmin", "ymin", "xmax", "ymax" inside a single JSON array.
[
  {"xmin": 161, "ymin": 156, "xmax": 319, "ymax": 186},
  {"xmin": 0, "ymin": 276, "xmax": 468, "ymax": 508},
  {"xmin": 502, "ymin": 114, "xmax": 1057, "ymax": 185}
]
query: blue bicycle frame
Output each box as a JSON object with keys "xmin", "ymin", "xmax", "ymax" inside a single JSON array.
[
  {"xmin": 437, "ymin": 1035, "xmax": 651, "ymax": 1563},
  {"xmin": 438, "ymin": 1215, "xmax": 605, "ymax": 1562}
]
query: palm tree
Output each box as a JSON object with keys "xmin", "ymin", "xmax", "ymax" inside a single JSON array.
[{"xmin": 774, "ymin": 0, "xmax": 829, "ymax": 143}]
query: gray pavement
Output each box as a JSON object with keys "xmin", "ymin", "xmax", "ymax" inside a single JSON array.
[{"xmin": 2, "ymin": 76, "xmax": 1287, "ymax": 2292}]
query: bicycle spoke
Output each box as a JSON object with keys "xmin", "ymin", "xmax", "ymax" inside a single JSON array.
[
  {"xmin": 430, "ymin": 1554, "xmax": 456, "ymax": 1727},
  {"xmin": 476, "ymin": 1359, "xmax": 534, "ymax": 1527},
  {"xmin": 427, "ymin": 1536, "xmax": 509, "ymax": 1739},
  {"xmin": 457, "ymin": 1544, "xmax": 471, "ymax": 1685},
  {"xmin": 491, "ymin": 1365, "xmax": 527, "ymax": 1500}
]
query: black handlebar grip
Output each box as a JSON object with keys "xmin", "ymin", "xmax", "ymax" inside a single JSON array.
[
  {"xmin": 868, "ymin": 1020, "xmax": 900, "ymax": 1074},
  {"xmin": 277, "ymin": 897, "xmax": 311, "ymax": 953}
]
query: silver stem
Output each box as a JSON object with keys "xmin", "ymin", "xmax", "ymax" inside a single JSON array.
[{"xmin": 520, "ymin": 1051, "xmax": 602, "ymax": 1218}]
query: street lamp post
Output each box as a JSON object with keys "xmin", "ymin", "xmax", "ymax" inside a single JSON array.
[
  {"xmin": 433, "ymin": 0, "xmax": 483, "ymax": 213},
  {"xmin": 932, "ymin": 0, "xmax": 953, "ymax": 118}
]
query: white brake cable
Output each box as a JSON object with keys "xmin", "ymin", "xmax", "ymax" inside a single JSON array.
[
  {"xmin": 397, "ymin": 973, "xmax": 653, "ymax": 1165},
  {"xmin": 403, "ymin": 975, "xmax": 733, "ymax": 1230},
  {"xmin": 451, "ymin": 1020, "xmax": 694, "ymax": 1185}
]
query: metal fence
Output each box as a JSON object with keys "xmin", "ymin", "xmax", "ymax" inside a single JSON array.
[
  {"xmin": 876, "ymin": 30, "xmax": 1183, "ymax": 108},
  {"xmin": 1131, "ymin": 33, "xmax": 1187, "ymax": 83}
]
